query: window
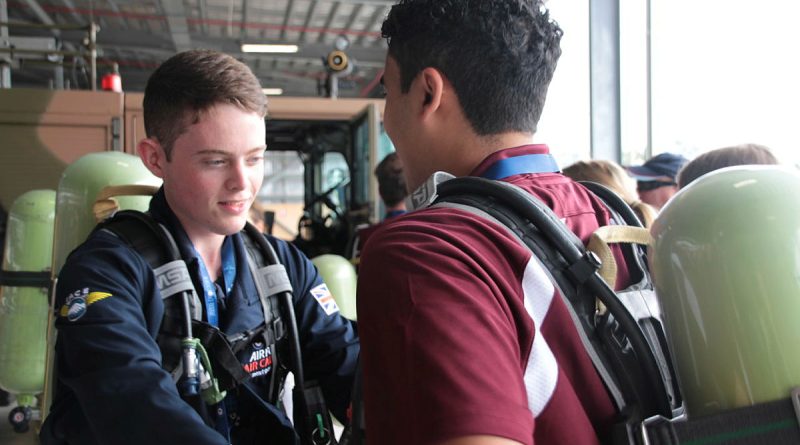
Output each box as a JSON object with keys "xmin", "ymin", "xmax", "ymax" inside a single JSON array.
[
  {"xmin": 537, "ymin": 1, "xmax": 592, "ymax": 167},
  {"xmin": 632, "ymin": 0, "xmax": 800, "ymax": 165}
]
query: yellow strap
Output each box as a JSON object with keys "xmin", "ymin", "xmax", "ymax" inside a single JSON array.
[
  {"xmin": 92, "ymin": 184, "xmax": 160, "ymax": 223},
  {"xmin": 586, "ymin": 226, "xmax": 653, "ymax": 290}
]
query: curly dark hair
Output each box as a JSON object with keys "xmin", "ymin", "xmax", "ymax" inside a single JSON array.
[
  {"xmin": 143, "ymin": 49, "xmax": 267, "ymax": 160},
  {"xmin": 381, "ymin": 0, "xmax": 562, "ymax": 135},
  {"xmin": 375, "ymin": 152, "xmax": 407, "ymax": 207}
]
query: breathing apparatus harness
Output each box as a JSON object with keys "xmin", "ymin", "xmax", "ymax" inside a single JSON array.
[
  {"xmin": 428, "ymin": 174, "xmax": 682, "ymax": 444},
  {"xmin": 340, "ymin": 161, "xmax": 683, "ymax": 445},
  {"xmin": 95, "ymin": 210, "xmax": 336, "ymax": 445}
]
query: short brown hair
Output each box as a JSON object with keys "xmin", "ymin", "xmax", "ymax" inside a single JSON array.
[
  {"xmin": 143, "ymin": 49, "xmax": 267, "ymax": 160},
  {"xmin": 677, "ymin": 143, "xmax": 778, "ymax": 188},
  {"xmin": 374, "ymin": 152, "xmax": 407, "ymax": 207}
]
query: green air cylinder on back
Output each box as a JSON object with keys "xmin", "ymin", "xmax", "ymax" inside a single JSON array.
[
  {"xmin": 0, "ymin": 189, "xmax": 55, "ymax": 402},
  {"xmin": 650, "ymin": 165, "xmax": 800, "ymax": 419},
  {"xmin": 42, "ymin": 151, "xmax": 161, "ymax": 419},
  {"xmin": 52, "ymin": 151, "xmax": 161, "ymax": 275},
  {"xmin": 311, "ymin": 254, "xmax": 357, "ymax": 320}
]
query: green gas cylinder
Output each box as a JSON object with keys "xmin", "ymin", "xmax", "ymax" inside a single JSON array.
[
  {"xmin": 651, "ymin": 165, "xmax": 800, "ymax": 419},
  {"xmin": 40, "ymin": 151, "xmax": 161, "ymax": 424},
  {"xmin": 311, "ymin": 254, "xmax": 357, "ymax": 320},
  {"xmin": 0, "ymin": 190, "xmax": 55, "ymax": 416},
  {"xmin": 51, "ymin": 151, "xmax": 161, "ymax": 275}
]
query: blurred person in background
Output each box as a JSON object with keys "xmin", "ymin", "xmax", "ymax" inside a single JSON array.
[
  {"xmin": 563, "ymin": 159, "xmax": 658, "ymax": 227},
  {"xmin": 677, "ymin": 143, "xmax": 778, "ymax": 189},
  {"xmin": 627, "ymin": 153, "xmax": 688, "ymax": 209}
]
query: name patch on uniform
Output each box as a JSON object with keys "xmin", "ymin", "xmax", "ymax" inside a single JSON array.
[
  {"xmin": 59, "ymin": 288, "xmax": 113, "ymax": 321},
  {"xmin": 243, "ymin": 343, "xmax": 272, "ymax": 378},
  {"xmin": 310, "ymin": 283, "xmax": 339, "ymax": 316}
]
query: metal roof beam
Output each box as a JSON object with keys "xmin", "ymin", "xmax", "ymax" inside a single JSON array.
[
  {"xmin": 198, "ymin": 0, "xmax": 208, "ymax": 35},
  {"xmin": 103, "ymin": 0, "xmax": 130, "ymax": 29},
  {"xmin": 342, "ymin": 3, "xmax": 362, "ymax": 38},
  {"xmin": 316, "ymin": 1, "xmax": 339, "ymax": 43},
  {"xmin": 279, "ymin": 0, "xmax": 294, "ymax": 41},
  {"xmin": 55, "ymin": 0, "xmax": 83, "ymax": 24},
  {"xmin": 195, "ymin": 35, "xmax": 385, "ymax": 64},
  {"xmin": 321, "ymin": 0, "xmax": 393, "ymax": 4},
  {"xmin": 1, "ymin": 0, "xmax": 9, "ymax": 87},
  {"xmin": 240, "ymin": 0, "xmax": 248, "ymax": 38},
  {"xmin": 356, "ymin": 4, "xmax": 385, "ymax": 46},
  {"xmin": 20, "ymin": 0, "xmax": 57, "ymax": 33},
  {"xmin": 160, "ymin": 0, "xmax": 192, "ymax": 52},
  {"xmin": 299, "ymin": 0, "xmax": 318, "ymax": 43}
]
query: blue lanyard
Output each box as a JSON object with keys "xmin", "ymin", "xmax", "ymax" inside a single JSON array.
[
  {"xmin": 480, "ymin": 153, "xmax": 560, "ymax": 180},
  {"xmin": 194, "ymin": 237, "xmax": 237, "ymax": 327},
  {"xmin": 384, "ymin": 209, "xmax": 406, "ymax": 220}
]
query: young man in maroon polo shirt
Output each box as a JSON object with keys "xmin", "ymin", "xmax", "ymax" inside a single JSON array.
[{"xmin": 357, "ymin": 1, "xmax": 634, "ymax": 444}]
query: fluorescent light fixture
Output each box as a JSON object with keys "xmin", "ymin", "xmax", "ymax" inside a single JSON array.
[
  {"xmin": 262, "ymin": 88, "xmax": 284, "ymax": 96},
  {"xmin": 241, "ymin": 44, "xmax": 299, "ymax": 53}
]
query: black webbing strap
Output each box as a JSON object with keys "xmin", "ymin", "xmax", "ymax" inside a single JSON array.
[
  {"xmin": 190, "ymin": 320, "xmax": 253, "ymax": 391},
  {"xmin": 100, "ymin": 211, "xmax": 256, "ymax": 391},
  {"xmin": 338, "ymin": 360, "xmax": 365, "ymax": 445},
  {"xmin": 0, "ymin": 270, "xmax": 51, "ymax": 288},
  {"xmin": 241, "ymin": 228, "xmax": 286, "ymax": 347},
  {"xmin": 645, "ymin": 396, "xmax": 800, "ymax": 444}
]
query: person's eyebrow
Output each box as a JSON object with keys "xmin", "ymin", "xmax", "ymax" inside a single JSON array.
[{"xmin": 194, "ymin": 146, "xmax": 267, "ymax": 156}]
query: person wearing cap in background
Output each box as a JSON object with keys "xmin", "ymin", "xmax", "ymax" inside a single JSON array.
[{"xmin": 627, "ymin": 152, "xmax": 689, "ymax": 209}]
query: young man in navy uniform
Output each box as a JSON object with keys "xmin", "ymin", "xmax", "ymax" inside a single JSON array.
[{"xmin": 41, "ymin": 49, "xmax": 359, "ymax": 445}]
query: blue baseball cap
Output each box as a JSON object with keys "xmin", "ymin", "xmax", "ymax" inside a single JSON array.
[{"xmin": 628, "ymin": 152, "xmax": 689, "ymax": 182}]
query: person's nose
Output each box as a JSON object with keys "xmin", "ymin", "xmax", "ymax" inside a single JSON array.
[{"xmin": 226, "ymin": 160, "xmax": 248, "ymax": 191}]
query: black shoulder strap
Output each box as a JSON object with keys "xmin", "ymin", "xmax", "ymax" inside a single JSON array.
[
  {"xmin": 240, "ymin": 224, "xmax": 289, "ymax": 403},
  {"xmin": 97, "ymin": 210, "xmax": 201, "ymax": 317},
  {"xmin": 97, "ymin": 210, "xmax": 181, "ymax": 268},
  {"xmin": 241, "ymin": 225, "xmax": 287, "ymax": 347},
  {"xmin": 579, "ymin": 180, "xmax": 644, "ymax": 228},
  {"xmin": 97, "ymin": 210, "xmax": 201, "ymax": 373},
  {"xmin": 432, "ymin": 177, "xmax": 678, "ymax": 425},
  {"xmin": 240, "ymin": 224, "xmax": 337, "ymax": 444}
]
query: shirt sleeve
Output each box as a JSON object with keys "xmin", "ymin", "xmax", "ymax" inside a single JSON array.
[
  {"xmin": 268, "ymin": 237, "xmax": 360, "ymax": 422},
  {"xmin": 357, "ymin": 214, "xmax": 535, "ymax": 445},
  {"xmin": 48, "ymin": 233, "xmax": 227, "ymax": 445}
]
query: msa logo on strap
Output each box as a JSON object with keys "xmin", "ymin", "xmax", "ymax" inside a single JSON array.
[
  {"xmin": 154, "ymin": 260, "xmax": 193, "ymax": 297},
  {"xmin": 409, "ymin": 171, "xmax": 456, "ymax": 211},
  {"xmin": 310, "ymin": 283, "xmax": 339, "ymax": 316}
]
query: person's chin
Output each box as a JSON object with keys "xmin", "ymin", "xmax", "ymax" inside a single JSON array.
[{"xmin": 216, "ymin": 217, "xmax": 247, "ymax": 236}]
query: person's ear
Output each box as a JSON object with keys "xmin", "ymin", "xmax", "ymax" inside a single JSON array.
[
  {"xmin": 418, "ymin": 67, "xmax": 444, "ymax": 119},
  {"xmin": 137, "ymin": 137, "xmax": 166, "ymax": 179}
]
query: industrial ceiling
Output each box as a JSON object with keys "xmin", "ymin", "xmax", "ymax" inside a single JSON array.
[{"xmin": 1, "ymin": 0, "xmax": 392, "ymax": 97}]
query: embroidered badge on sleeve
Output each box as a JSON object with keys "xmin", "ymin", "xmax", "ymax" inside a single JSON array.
[
  {"xmin": 309, "ymin": 283, "xmax": 339, "ymax": 316},
  {"xmin": 59, "ymin": 288, "xmax": 113, "ymax": 321}
]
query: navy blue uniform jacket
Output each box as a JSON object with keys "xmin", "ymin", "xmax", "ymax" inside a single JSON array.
[{"xmin": 40, "ymin": 189, "xmax": 359, "ymax": 444}]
